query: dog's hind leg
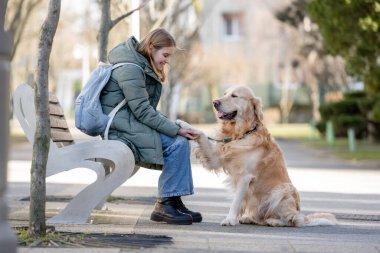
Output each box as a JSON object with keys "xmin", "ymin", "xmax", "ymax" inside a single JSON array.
[
  {"xmin": 265, "ymin": 218, "xmax": 288, "ymax": 227},
  {"xmin": 221, "ymin": 175, "xmax": 254, "ymax": 226}
]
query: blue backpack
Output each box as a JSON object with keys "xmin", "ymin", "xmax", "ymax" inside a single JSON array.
[{"xmin": 75, "ymin": 62, "xmax": 145, "ymax": 138}]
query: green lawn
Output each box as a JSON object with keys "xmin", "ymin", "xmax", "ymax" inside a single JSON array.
[
  {"xmin": 9, "ymin": 132, "xmax": 28, "ymax": 149},
  {"xmin": 303, "ymin": 138, "xmax": 380, "ymax": 160},
  {"xmin": 267, "ymin": 123, "xmax": 320, "ymax": 140},
  {"xmin": 267, "ymin": 123, "xmax": 380, "ymax": 161}
]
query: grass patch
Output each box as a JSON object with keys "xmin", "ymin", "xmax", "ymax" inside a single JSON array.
[
  {"xmin": 15, "ymin": 226, "xmax": 172, "ymax": 248},
  {"xmin": 10, "ymin": 132, "xmax": 28, "ymax": 145},
  {"xmin": 304, "ymin": 138, "xmax": 380, "ymax": 160},
  {"xmin": 267, "ymin": 123, "xmax": 320, "ymax": 139},
  {"xmin": 107, "ymin": 195, "xmax": 128, "ymax": 202},
  {"xmin": 15, "ymin": 226, "xmax": 83, "ymax": 247},
  {"xmin": 267, "ymin": 124, "xmax": 380, "ymax": 161}
]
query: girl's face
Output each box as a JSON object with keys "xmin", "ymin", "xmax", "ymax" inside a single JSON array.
[{"xmin": 150, "ymin": 46, "xmax": 175, "ymax": 71}]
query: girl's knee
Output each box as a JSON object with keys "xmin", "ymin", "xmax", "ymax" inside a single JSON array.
[{"xmin": 176, "ymin": 135, "xmax": 190, "ymax": 150}]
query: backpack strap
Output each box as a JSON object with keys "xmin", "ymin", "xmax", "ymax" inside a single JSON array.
[
  {"xmin": 112, "ymin": 62, "xmax": 145, "ymax": 77},
  {"xmin": 104, "ymin": 62, "xmax": 146, "ymax": 140}
]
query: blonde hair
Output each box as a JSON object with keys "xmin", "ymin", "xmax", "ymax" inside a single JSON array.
[{"xmin": 137, "ymin": 28, "xmax": 176, "ymax": 82}]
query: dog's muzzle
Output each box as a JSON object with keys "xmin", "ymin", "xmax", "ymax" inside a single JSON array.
[
  {"xmin": 216, "ymin": 111, "xmax": 237, "ymax": 120},
  {"xmin": 213, "ymin": 100, "xmax": 237, "ymax": 120}
]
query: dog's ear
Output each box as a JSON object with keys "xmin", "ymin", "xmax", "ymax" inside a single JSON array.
[{"xmin": 251, "ymin": 97, "xmax": 263, "ymax": 122}]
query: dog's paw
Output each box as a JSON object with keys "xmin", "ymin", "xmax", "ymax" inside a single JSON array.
[
  {"xmin": 220, "ymin": 216, "xmax": 239, "ymax": 226},
  {"xmin": 175, "ymin": 119, "xmax": 202, "ymax": 135},
  {"xmin": 175, "ymin": 119, "xmax": 192, "ymax": 129}
]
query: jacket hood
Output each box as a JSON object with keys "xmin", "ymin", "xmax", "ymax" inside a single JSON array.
[
  {"xmin": 108, "ymin": 36, "xmax": 159, "ymax": 81},
  {"xmin": 108, "ymin": 37, "xmax": 148, "ymax": 65}
]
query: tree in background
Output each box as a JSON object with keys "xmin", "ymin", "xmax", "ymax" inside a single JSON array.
[
  {"xmin": 29, "ymin": 0, "xmax": 60, "ymax": 237},
  {"xmin": 5, "ymin": 0, "xmax": 43, "ymax": 61},
  {"xmin": 275, "ymin": 0, "xmax": 348, "ymax": 123},
  {"xmin": 98, "ymin": 0, "xmax": 149, "ymax": 62},
  {"xmin": 308, "ymin": 0, "xmax": 380, "ymax": 142},
  {"xmin": 140, "ymin": 0, "xmax": 203, "ymax": 119}
]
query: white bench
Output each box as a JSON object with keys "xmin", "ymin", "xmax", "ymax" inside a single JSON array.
[{"xmin": 13, "ymin": 84, "xmax": 138, "ymax": 224}]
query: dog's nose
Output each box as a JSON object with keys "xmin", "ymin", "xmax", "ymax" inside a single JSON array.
[{"xmin": 213, "ymin": 100, "xmax": 221, "ymax": 109}]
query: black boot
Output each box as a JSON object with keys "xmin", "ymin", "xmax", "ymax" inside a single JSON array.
[
  {"xmin": 172, "ymin": 196, "xmax": 202, "ymax": 223},
  {"xmin": 150, "ymin": 197, "xmax": 193, "ymax": 225}
]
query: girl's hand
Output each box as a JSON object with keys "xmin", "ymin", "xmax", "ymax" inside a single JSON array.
[{"xmin": 178, "ymin": 128, "xmax": 200, "ymax": 140}]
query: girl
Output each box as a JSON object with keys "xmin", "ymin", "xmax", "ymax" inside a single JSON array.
[{"xmin": 100, "ymin": 28, "xmax": 201, "ymax": 225}]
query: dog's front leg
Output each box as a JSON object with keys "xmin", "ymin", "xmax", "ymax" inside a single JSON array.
[
  {"xmin": 176, "ymin": 119, "xmax": 222, "ymax": 170},
  {"xmin": 221, "ymin": 175, "xmax": 254, "ymax": 226},
  {"xmin": 195, "ymin": 133, "xmax": 222, "ymax": 171}
]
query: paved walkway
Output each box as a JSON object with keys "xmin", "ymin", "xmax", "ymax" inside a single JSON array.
[{"xmin": 6, "ymin": 130, "xmax": 380, "ymax": 252}]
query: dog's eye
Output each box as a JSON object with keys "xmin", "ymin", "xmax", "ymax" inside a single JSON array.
[{"xmin": 231, "ymin": 94, "xmax": 238, "ymax": 98}]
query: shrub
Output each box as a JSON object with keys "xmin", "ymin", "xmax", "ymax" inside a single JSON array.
[
  {"xmin": 343, "ymin": 91, "xmax": 366, "ymax": 100},
  {"xmin": 318, "ymin": 91, "xmax": 368, "ymax": 138},
  {"xmin": 332, "ymin": 115, "xmax": 367, "ymax": 138}
]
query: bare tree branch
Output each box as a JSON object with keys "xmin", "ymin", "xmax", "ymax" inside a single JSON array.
[
  {"xmin": 98, "ymin": 0, "xmax": 150, "ymax": 62},
  {"xmin": 110, "ymin": 0, "xmax": 149, "ymax": 29},
  {"xmin": 7, "ymin": 0, "xmax": 44, "ymax": 60},
  {"xmin": 150, "ymin": 0, "xmax": 175, "ymax": 30}
]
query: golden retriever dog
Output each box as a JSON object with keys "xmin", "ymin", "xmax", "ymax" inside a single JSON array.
[{"xmin": 177, "ymin": 85, "xmax": 337, "ymax": 227}]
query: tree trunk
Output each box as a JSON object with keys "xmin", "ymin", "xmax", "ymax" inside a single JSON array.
[
  {"xmin": 28, "ymin": 0, "xmax": 60, "ymax": 237},
  {"xmin": 98, "ymin": 0, "xmax": 111, "ymax": 62},
  {"xmin": 302, "ymin": 62, "xmax": 321, "ymax": 123},
  {"xmin": 309, "ymin": 76, "xmax": 320, "ymax": 123},
  {"xmin": 367, "ymin": 111, "xmax": 380, "ymax": 143},
  {"xmin": 6, "ymin": 0, "xmax": 44, "ymax": 60},
  {"xmin": 279, "ymin": 63, "xmax": 296, "ymax": 123},
  {"xmin": 0, "ymin": 0, "xmax": 17, "ymax": 251},
  {"xmin": 98, "ymin": 0, "xmax": 147, "ymax": 62}
]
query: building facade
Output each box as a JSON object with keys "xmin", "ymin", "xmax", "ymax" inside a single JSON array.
[{"xmin": 178, "ymin": 0, "xmax": 310, "ymax": 123}]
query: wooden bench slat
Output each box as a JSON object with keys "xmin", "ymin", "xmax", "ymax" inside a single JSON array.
[
  {"xmin": 50, "ymin": 116, "xmax": 69, "ymax": 129},
  {"xmin": 48, "ymin": 93, "xmax": 74, "ymax": 147},
  {"xmin": 49, "ymin": 103, "xmax": 64, "ymax": 116},
  {"xmin": 51, "ymin": 129, "xmax": 74, "ymax": 142},
  {"xmin": 49, "ymin": 93, "xmax": 59, "ymax": 103}
]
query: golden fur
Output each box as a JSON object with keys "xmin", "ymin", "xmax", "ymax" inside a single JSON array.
[{"xmin": 177, "ymin": 85, "xmax": 337, "ymax": 227}]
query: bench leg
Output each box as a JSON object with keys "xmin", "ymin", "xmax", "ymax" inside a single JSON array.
[
  {"xmin": 94, "ymin": 165, "xmax": 140, "ymax": 210},
  {"xmin": 47, "ymin": 141, "xmax": 135, "ymax": 224}
]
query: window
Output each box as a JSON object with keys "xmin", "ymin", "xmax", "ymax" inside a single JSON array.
[{"xmin": 222, "ymin": 12, "xmax": 243, "ymax": 40}]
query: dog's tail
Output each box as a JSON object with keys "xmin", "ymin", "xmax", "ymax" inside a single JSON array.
[{"xmin": 300, "ymin": 212, "xmax": 337, "ymax": 226}]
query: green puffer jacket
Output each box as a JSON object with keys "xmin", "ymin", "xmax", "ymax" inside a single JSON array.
[{"xmin": 100, "ymin": 36, "xmax": 180, "ymax": 170}]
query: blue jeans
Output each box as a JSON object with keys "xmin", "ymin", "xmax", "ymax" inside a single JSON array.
[{"xmin": 158, "ymin": 133, "xmax": 194, "ymax": 197}]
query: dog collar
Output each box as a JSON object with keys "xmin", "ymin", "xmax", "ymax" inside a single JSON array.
[
  {"xmin": 208, "ymin": 125, "xmax": 257, "ymax": 143},
  {"xmin": 207, "ymin": 136, "xmax": 233, "ymax": 143}
]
